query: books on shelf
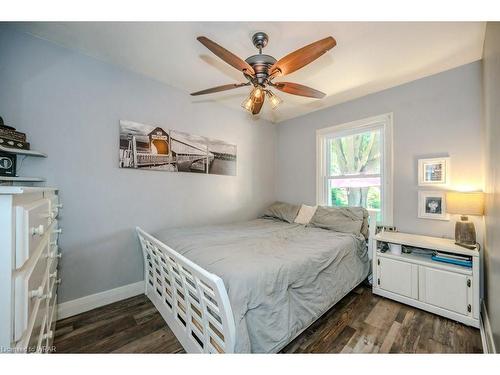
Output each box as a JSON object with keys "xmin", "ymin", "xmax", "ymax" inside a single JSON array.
[
  {"xmin": 431, "ymin": 252, "xmax": 472, "ymax": 268},
  {"xmin": 434, "ymin": 251, "xmax": 470, "ymax": 261}
]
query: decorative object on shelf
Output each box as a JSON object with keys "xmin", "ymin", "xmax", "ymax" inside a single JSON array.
[
  {"xmin": 388, "ymin": 243, "xmax": 402, "ymax": 255},
  {"xmin": 0, "ymin": 137, "xmax": 30, "ymax": 150},
  {"xmin": 119, "ymin": 120, "xmax": 237, "ymax": 176},
  {"xmin": 446, "ymin": 191, "xmax": 484, "ymax": 249},
  {"xmin": 0, "ymin": 116, "xmax": 30, "ymax": 150},
  {"xmin": 418, "ymin": 157, "xmax": 450, "ymax": 186},
  {"xmin": 0, "ymin": 152, "xmax": 16, "ymax": 176},
  {"xmin": 0, "ymin": 116, "xmax": 16, "ymax": 131},
  {"xmin": 418, "ymin": 190, "xmax": 449, "ymax": 220}
]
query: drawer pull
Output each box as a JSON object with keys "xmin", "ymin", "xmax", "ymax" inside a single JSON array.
[
  {"xmin": 42, "ymin": 330, "xmax": 54, "ymax": 340},
  {"xmin": 31, "ymin": 224, "xmax": 45, "ymax": 236},
  {"xmin": 49, "ymin": 251, "xmax": 62, "ymax": 259},
  {"xmin": 29, "ymin": 286, "xmax": 44, "ymax": 299},
  {"xmin": 42, "ymin": 291, "xmax": 53, "ymax": 300}
]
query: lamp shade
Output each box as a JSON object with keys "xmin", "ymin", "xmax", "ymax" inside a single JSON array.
[{"xmin": 446, "ymin": 191, "xmax": 484, "ymax": 216}]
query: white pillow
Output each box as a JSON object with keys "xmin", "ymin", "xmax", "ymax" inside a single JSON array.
[{"xmin": 294, "ymin": 204, "xmax": 318, "ymax": 225}]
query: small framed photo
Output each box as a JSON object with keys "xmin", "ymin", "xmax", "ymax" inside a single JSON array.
[
  {"xmin": 418, "ymin": 191, "xmax": 449, "ymax": 220},
  {"xmin": 418, "ymin": 157, "xmax": 450, "ymax": 186}
]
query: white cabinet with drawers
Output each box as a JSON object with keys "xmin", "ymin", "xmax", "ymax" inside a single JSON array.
[
  {"xmin": 372, "ymin": 231, "xmax": 480, "ymax": 328},
  {"xmin": 0, "ymin": 186, "xmax": 61, "ymax": 353}
]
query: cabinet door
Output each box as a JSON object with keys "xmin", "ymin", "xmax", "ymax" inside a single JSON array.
[
  {"xmin": 418, "ymin": 266, "xmax": 470, "ymax": 316},
  {"xmin": 378, "ymin": 257, "xmax": 418, "ymax": 299}
]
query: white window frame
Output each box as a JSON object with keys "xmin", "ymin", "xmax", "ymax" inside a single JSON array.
[{"xmin": 316, "ymin": 113, "xmax": 394, "ymax": 225}]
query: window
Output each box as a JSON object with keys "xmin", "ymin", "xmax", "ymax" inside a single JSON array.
[{"xmin": 316, "ymin": 113, "xmax": 393, "ymax": 224}]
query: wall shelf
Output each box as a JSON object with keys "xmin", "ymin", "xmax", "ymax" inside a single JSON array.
[
  {"xmin": 0, "ymin": 145, "xmax": 47, "ymax": 158},
  {"xmin": 0, "ymin": 176, "xmax": 45, "ymax": 182}
]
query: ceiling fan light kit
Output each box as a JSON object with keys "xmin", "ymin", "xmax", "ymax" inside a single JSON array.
[
  {"xmin": 191, "ymin": 32, "xmax": 336, "ymax": 115},
  {"xmin": 266, "ymin": 90, "xmax": 282, "ymax": 110}
]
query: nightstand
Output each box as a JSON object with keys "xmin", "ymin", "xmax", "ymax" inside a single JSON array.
[{"xmin": 372, "ymin": 231, "xmax": 480, "ymax": 328}]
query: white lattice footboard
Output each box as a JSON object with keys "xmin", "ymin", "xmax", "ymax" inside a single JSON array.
[{"xmin": 136, "ymin": 227, "xmax": 236, "ymax": 353}]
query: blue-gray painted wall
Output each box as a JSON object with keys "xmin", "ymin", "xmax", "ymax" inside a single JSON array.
[{"xmin": 0, "ymin": 27, "xmax": 277, "ymax": 303}]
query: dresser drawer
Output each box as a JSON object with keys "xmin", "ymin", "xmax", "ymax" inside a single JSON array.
[
  {"xmin": 14, "ymin": 240, "xmax": 50, "ymax": 341},
  {"xmin": 47, "ymin": 276, "xmax": 59, "ymax": 316},
  {"xmin": 48, "ymin": 256, "xmax": 59, "ymax": 278},
  {"xmin": 35, "ymin": 314, "xmax": 49, "ymax": 353},
  {"xmin": 45, "ymin": 296, "xmax": 57, "ymax": 352},
  {"xmin": 38, "ymin": 290, "xmax": 57, "ymax": 353},
  {"xmin": 47, "ymin": 194, "xmax": 61, "ymax": 221},
  {"xmin": 48, "ymin": 219, "xmax": 61, "ymax": 253},
  {"xmin": 19, "ymin": 276, "xmax": 49, "ymax": 353},
  {"xmin": 15, "ymin": 199, "xmax": 51, "ymax": 269}
]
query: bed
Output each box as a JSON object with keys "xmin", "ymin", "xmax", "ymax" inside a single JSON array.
[{"xmin": 136, "ymin": 207, "xmax": 376, "ymax": 353}]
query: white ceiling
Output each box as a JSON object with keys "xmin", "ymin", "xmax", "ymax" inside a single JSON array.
[{"xmin": 15, "ymin": 22, "xmax": 486, "ymax": 123}]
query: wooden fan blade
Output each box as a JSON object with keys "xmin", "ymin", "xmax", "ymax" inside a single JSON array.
[
  {"xmin": 190, "ymin": 83, "xmax": 249, "ymax": 96},
  {"xmin": 197, "ymin": 36, "xmax": 255, "ymax": 76},
  {"xmin": 270, "ymin": 36, "xmax": 336, "ymax": 77},
  {"xmin": 252, "ymin": 95, "xmax": 265, "ymax": 115},
  {"xmin": 273, "ymin": 82, "xmax": 326, "ymax": 98}
]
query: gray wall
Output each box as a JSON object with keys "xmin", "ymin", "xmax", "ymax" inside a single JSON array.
[
  {"xmin": 482, "ymin": 22, "xmax": 500, "ymax": 350},
  {"xmin": 276, "ymin": 61, "xmax": 483, "ymax": 239},
  {"xmin": 0, "ymin": 28, "xmax": 277, "ymax": 303}
]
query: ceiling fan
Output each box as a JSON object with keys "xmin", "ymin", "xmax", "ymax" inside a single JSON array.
[{"xmin": 191, "ymin": 32, "xmax": 336, "ymax": 115}]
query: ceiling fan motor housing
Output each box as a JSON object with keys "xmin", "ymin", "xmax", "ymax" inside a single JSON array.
[
  {"xmin": 245, "ymin": 32, "xmax": 276, "ymax": 85},
  {"xmin": 252, "ymin": 32, "xmax": 269, "ymax": 50},
  {"xmin": 245, "ymin": 54, "xmax": 277, "ymax": 85}
]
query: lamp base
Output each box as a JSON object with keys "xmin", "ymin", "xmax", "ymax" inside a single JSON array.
[
  {"xmin": 454, "ymin": 241, "xmax": 477, "ymax": 250},
  {"xmin": 454, "ymin": 217, "xmax": 477, "ymax": 249}
]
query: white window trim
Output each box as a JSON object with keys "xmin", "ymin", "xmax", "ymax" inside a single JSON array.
[{"xmin": 316, "ymin": 113, "xmax": 394, "ymax": 225}]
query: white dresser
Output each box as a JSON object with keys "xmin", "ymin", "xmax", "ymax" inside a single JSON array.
[
  {"xmin": 372, "ymin": 231, "xmax": 480, "ymax": 328},
  {"xmin": 0, "ymin": 186, "xmax": 62, "ymax": 353}
]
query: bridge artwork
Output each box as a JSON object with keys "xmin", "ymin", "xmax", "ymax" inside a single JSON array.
[{"xmin": 119, "ymin": 120, "xmax": 236, "ymax": 176}]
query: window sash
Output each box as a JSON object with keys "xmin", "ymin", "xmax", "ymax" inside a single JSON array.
[
  {"xmin": 316, "ymin": 113, "xmax": 393, "ymax": 225},
  {"xmin": 325, "ymin": 174, "xmax": 381, "ymax": 180}
]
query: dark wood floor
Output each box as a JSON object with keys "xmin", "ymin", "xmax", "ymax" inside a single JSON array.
[{"xmin": 53, "ymin": 285, "xmax": 482, "ymax": 353}]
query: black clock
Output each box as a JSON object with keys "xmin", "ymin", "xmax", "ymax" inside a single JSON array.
[{"xmin": 0, "ymin": 152, "xmax": 16, "ymax": 176}]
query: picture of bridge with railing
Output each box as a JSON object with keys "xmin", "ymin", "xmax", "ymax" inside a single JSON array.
[{"xmin": 119, "ymin": 121, "xmax": 236, "ymax": 176}]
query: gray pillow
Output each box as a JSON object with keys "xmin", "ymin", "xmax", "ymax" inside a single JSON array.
[
  {"xmin": 309, "ymin": 206, "xmax": 368, "ymax": 236},
  {"xmin": 262, "ymin": 201, "xmax": 300, "ymax": 223}
]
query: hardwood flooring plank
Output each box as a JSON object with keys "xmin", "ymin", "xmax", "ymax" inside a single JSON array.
[
  {"xmin": 327, "ymin": 326, "xmax": 356, "ymax": 353},
  {"xmin": 379, "ymin": 321, "xmax": 401, "ymax": 353},
  {"xmin": 113, "ymin": 327, "xmax": 184, "ymax": 353},
  {"xmin": 78, "ymin": 314, "xmax": 167, "ymax": 353},
  {"xmin": 365, "ymin": 299, "xmax": 401, "ymax": 330},
  {"xmin": 54, "ymin": 285, "xmax": 482, "ymax": 354},
  {"xmin": 55, "ymin": 316, "xmax": 137, "ymax": 353}
]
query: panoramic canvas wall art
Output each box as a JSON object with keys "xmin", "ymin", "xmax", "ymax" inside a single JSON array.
[{"xmin": 119, "ymin": 121, "xmax": 237, "ymax": 176}]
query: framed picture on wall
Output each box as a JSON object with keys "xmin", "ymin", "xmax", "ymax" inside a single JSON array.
[
  {"xmin": 418, "ymin": 157, "xmax": 450, "ymax": 186},
  {"xmin": 418, "ymin": 191, "xmax": 449, "ymax": 220}
]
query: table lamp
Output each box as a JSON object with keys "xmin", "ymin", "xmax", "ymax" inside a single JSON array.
[{"xmin": 446, "ymin": 191, "xmax": 484, "ymax": 249}]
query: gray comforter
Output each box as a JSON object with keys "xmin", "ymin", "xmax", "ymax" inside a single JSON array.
[{"xmin": 154, "ymin": 218, "xmax": 370, "ymax": 353}]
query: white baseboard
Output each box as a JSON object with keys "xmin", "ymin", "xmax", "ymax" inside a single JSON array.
[
  {"xmin": 57, "ymin": 281, "xmax": 145, "ymax": 320},
  {"xmin": 480, "ymin": 300, "xmax": 497, "ymax": 354}
]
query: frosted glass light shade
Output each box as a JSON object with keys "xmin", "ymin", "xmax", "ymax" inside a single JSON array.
[{"xmin": 446, "ymin": 191, "xmax": 484, "ymax": 216}]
